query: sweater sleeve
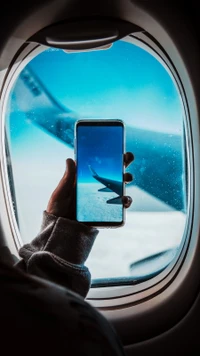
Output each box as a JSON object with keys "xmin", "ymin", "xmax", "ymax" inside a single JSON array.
[{"xmin": 16, "ymin": 211, "xmax": 99, "ymax": 298}]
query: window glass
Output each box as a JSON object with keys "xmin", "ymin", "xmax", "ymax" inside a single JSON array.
[{"xmin": 4, "ymin": 40, "xmax": 187, "ymax": 282}]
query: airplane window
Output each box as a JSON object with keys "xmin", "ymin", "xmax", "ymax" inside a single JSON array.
[{"xmin": 4, "ymin": 40, "xmax": 187, "ymax": 285}]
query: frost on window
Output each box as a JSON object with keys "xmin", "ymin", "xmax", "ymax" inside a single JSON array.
[{"xmin": 5, "ymin": 41, "xmax": 187, "ymax": 282}]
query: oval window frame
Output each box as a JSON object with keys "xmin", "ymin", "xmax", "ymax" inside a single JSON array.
[{"xmin": 0, "ymin": 33, "xmax": 192, "ymax": 309}]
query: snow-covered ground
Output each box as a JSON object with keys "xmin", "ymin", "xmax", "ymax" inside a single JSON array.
[
  {"xmin": 87, "ymin": 210, "xmax": 185, "ymax": 278},
  {"xmin": 77, "ymin": 182, "xmax": 123, "ymax": 222}
]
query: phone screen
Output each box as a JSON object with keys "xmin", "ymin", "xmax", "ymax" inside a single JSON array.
[{"xmin": 76, "ymin": 120, "xmax": 124, "ymax": 226}]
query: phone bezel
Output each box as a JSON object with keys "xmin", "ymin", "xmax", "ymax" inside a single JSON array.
[{"xmin": 75, "ymin": 119, "xmax": 125, "ymax": 227}]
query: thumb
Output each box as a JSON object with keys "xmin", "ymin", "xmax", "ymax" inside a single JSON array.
[
  {"xmin": 62, "ymin": 158, "xmax": 76, "ymax": 188},
  {"xmin": 52, "ymin": 159, "xmax": 76, "ymax": 197}
]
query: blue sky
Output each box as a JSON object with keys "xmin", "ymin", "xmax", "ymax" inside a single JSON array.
[
  {"xmin": 26, "ymin": 40, "xmax": 183, "ymax": 134},
  {"xmin": 77, "ymin": 125, "xmax": 123, "ymax": 183},
  {"xmin": 6, "ymin": 39, "xmax": 184, "ymax": 165}
]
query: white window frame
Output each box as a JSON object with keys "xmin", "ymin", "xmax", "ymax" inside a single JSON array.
[{"xmin": 0, "ymin": 34, "xmax": 192, "ymax": 310}]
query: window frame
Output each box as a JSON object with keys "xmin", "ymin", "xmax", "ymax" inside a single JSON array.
[{"xmin": 0, "ymin": 34, "xmax": 192, "ymax": 308}]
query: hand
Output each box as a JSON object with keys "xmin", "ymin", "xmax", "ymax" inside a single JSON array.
[
  {"xmin": 123, "ymin": 152, "xmax": 134, "ymax": 208},
  {"xmin": 46, "ymin": 152, "xmax": 134, "ymax": 219}
]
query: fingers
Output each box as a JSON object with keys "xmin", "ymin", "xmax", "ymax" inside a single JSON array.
[
  {"xmin": 122, "ymin": 196, "xmax": 132, "ymax": 209},
  {"xmin": 124, "ymin": 152, "xmax": 134, "ymax": 168},
  {"xmin": 123, "ymin": 152, "xmax": 134, "ymax": 208},
  {"xmin": 124, "ymin": 172, "xmax": 133, "ymax": 183}
]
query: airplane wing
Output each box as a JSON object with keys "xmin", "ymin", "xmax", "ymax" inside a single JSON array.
[
  {"xmin": 10, "ymin": 64, "xmax": 186, "ymax": 212},
  {"xmin": 126, "ymin": 127, "xmax": 185, "ymax": 212},
  {"xmin": 88, "ymin": 165, "xmax": 123, "ymax": 204},
  {"xmin": 12, "ymin": 65, "xmax": 79, "ymax": 148}
]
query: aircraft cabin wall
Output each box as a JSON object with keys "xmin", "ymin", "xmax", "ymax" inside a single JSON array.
[{"xmin": 0, "ymin": 0, "xmax": 200, "ymax": 354}]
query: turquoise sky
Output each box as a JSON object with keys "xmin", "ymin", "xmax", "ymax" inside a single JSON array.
[
  {"xmin": 7, "ymin": 39, "xmax": 184, "ymax": 162},
  {"xmin": 26, "ymin": 40, "xmax": 183, "ymax": 133}
]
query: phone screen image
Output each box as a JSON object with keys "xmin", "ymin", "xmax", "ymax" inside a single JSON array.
[{"xmin": 76, "ymin": 121, "xmax": 124, "ymax": 226}]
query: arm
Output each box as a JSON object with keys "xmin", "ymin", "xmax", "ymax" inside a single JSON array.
[
  {"xmin": 15, "ymin": 159, "xmax": 97, "ymax": 298},
  {"xmin": 16, "ymin": 154, "xmax": 133, "ymax": 298},
  {"xmin": 16, "ymin": 211, "xmax": 98, "ymax": 298}
]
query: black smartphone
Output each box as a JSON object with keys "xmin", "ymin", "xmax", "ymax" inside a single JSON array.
[{"xmin": 75, "ymin": 119, "xmax": 124, "ymax": 227}]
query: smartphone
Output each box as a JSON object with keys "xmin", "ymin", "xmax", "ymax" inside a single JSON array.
[{"xmin": 75, "ymin": 119, "xmax": 124, "ymax": 227}]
